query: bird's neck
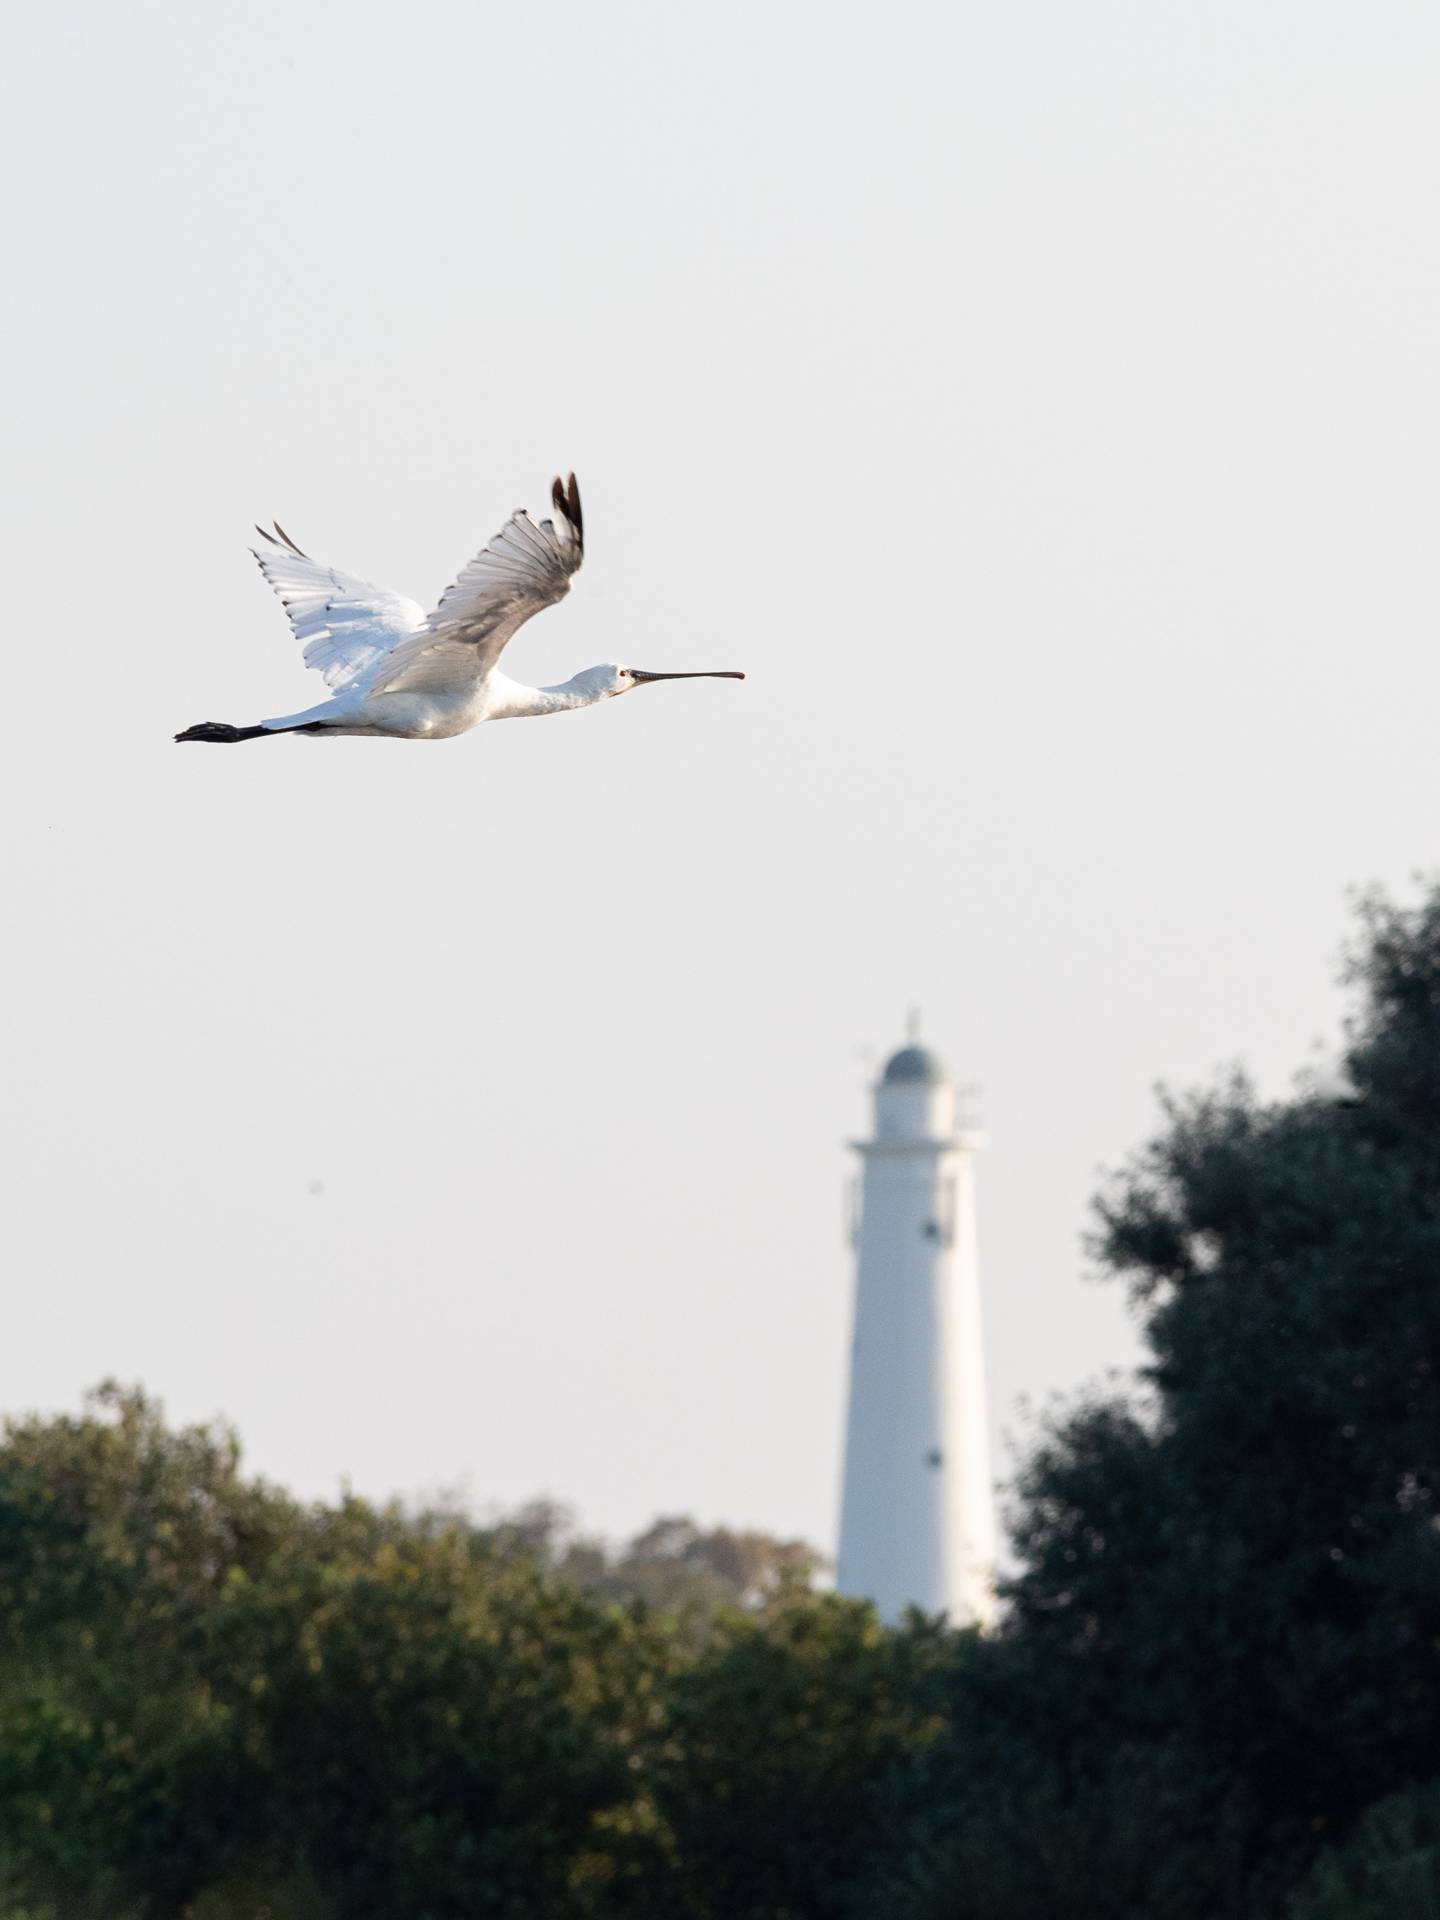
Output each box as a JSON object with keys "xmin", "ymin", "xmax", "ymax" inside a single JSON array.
[{"xmin": 487, "ymin": 671, "xmax": 604, "ymax": 720}]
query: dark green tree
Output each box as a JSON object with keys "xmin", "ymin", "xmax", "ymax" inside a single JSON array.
[
  {"xmin": 0, "ymin": 1383, "xmax": 306, "ymax": 1914},
  {"xmin": 1285, "ymin": 1778, "xmax": 1440, "ymax": 1919},
  {"xmin": 0, "ymin": 1387, "xmax": 678, "ymax": 1919},
  {"xmin": 899, "ymin": 885, "xmax": 1440, "ymax": 1917},
  {"xmin": 650, "ymin": 1589, "xmax": 963, "ymax": 1919}
]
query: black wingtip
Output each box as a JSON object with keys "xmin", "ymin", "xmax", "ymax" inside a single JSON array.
[
  {"xmin": 271, "ymin": 520, "xmax": 308, "ymax": 558},
  {"xmin": 252, "ymin": 522, "xmax": 308, "ymax": 558},
  {"xmin": 564, "ymin": 472, "xmax": 582, "ymax": 550}
]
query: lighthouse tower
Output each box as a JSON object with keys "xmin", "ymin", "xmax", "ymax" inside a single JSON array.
[{"xmin": 837, "ymin": 1037, "xmax": 997, "ymax": 1626}]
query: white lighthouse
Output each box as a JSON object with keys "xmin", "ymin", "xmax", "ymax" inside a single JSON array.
[{"xmin": 837, "ymin": 1037, "xmax": 997, "ymax": 1626}]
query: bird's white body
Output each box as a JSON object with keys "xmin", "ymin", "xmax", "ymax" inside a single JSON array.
[
  {"xmin": 837, "ymin": 1042, "xmax": 998, "ymax": 1628},
  {"xmin": 177, "ymin": 475, "xmax": 743, "ymax": 744},
  {"xmin": 263, "ymin": 667, "xmax": 620, "ymax": 740}
]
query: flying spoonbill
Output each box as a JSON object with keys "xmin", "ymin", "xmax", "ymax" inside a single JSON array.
[{"xmin": 176, "ymin": 474, "xmax": 744, "ymax": 743}]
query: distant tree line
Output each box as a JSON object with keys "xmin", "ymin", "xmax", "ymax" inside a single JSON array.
[{"xmin": 4, "ymin": 885, "xmax": 1440, "ymax": 1918}]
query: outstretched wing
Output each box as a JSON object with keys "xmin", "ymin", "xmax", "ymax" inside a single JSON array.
[
  {"xmin": 251, "ymin": 524, "xmax": 426, "ymax": 693},
  {"xmin": 368, "ymin": 474, "xmax": 583, "ymax": 700}
]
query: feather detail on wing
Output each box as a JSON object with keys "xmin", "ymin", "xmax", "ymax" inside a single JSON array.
[
  {"xmin": 251, "ymin": 523, "xmax": 426, "ymax": 693},
  {"xmin": 368, "ymin": 474, "xmax": 583, "ymax": 700}
]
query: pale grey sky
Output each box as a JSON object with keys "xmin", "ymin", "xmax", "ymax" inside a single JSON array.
[{"xmin": 4, "ymin": 2, "xmax": 1439, "ymax": 1551}]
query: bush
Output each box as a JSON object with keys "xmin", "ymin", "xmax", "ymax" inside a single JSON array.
[{"xmin": 1287, "ymin": 1781, "xmax": 1440, "ymax": 1920}]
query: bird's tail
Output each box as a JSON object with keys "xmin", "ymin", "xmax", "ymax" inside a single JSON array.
[{"xmin": 174, "ymin": 720, "xmax": 322, "ymax": 744}]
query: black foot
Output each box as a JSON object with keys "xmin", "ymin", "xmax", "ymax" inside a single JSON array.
[{"xmin": 175, "ymin": 721, "xmax": 269, "ymax": 744}]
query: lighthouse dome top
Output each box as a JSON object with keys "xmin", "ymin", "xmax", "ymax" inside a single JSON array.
[{"xmin": 882, "ymin": 1044, "xmax": 947, "ymax": 1086}]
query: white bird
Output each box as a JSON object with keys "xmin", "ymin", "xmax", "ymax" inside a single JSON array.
[{"xmin": 176, "ymin": 474, "xmax": 744, "ymax": 743}]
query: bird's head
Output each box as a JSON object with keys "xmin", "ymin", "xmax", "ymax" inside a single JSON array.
[{"xmin": 582, "ymin": 663, "xmax": 747, "ymax": 699}]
